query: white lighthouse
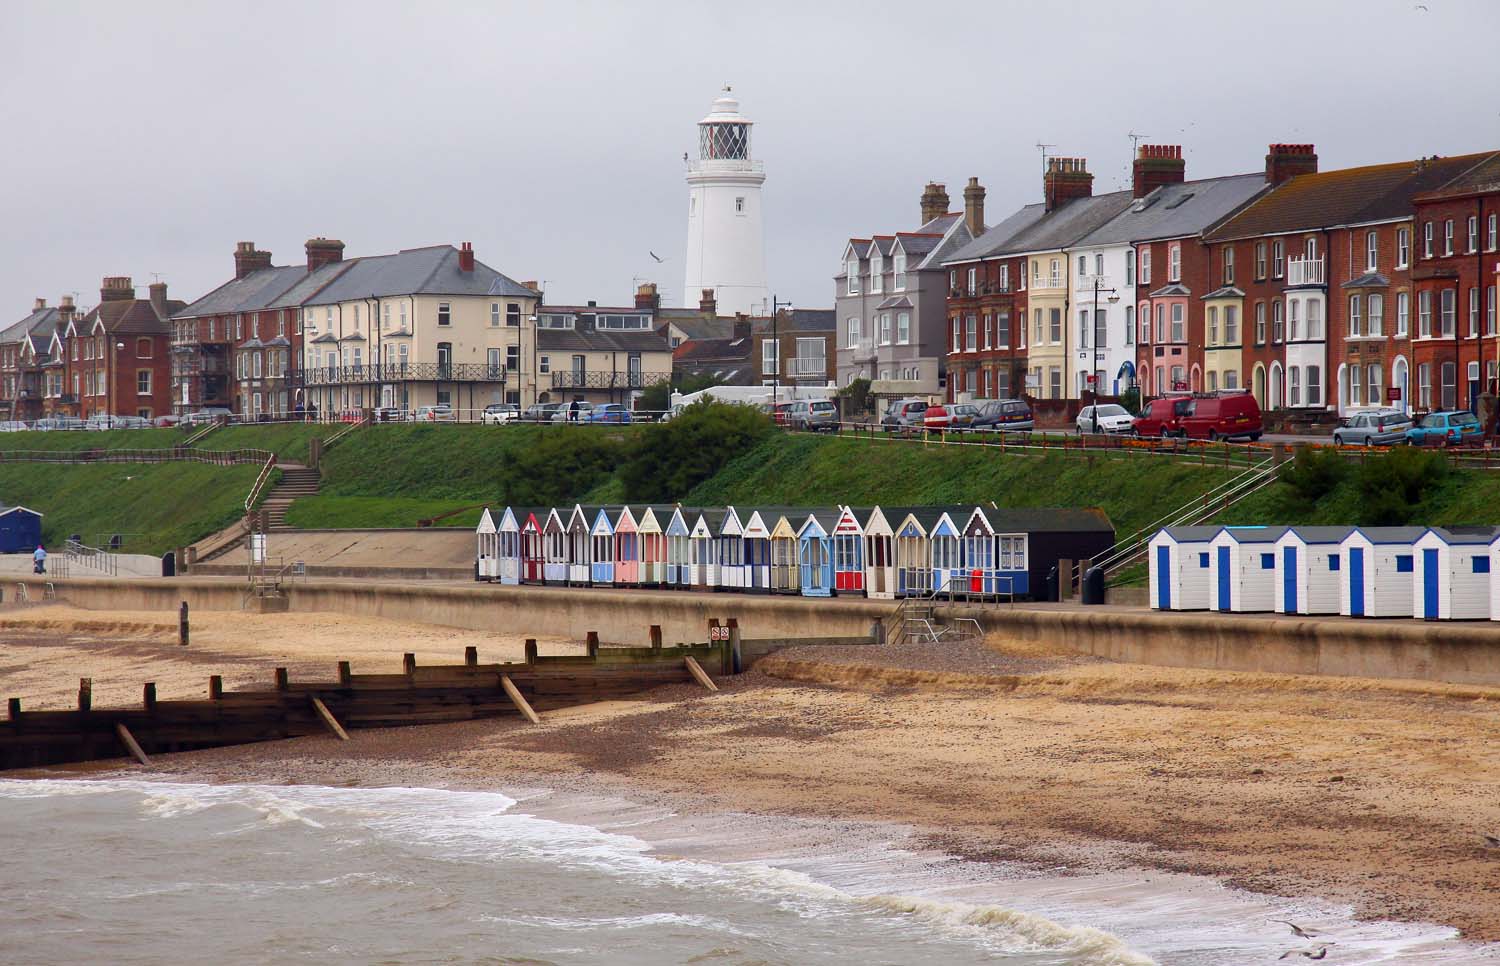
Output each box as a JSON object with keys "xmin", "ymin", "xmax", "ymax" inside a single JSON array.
[{"xmin": 682, "ymin": 87, "xmax": 768, "ymax": 317}]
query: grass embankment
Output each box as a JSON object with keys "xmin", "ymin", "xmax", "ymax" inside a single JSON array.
[
  {"xmin": 193, "ymin": 423, "xmax": 338, "ymax": 464},
  {"xmin": 0, "ymin": 462, "xmax": 263, "ymax": 554},
  {"xmin": 0, "ymin": 428, "xmax": 187, "ymax": 452}
]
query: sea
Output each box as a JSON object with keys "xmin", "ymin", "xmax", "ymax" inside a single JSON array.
[{"xmin": 0, "ymin": 779, "xmax": 1490, "ymax": 965}]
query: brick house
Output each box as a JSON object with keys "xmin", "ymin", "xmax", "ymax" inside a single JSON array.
[
  {"xmin": 0, "ymin": 298, "xmax": 62, "ymax": 420},
  {"xmin": 60, "ymin": 277, "xmax": 181, "ymax": 420}
]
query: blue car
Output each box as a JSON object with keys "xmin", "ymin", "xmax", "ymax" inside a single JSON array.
[
  {"xmin": 587, "ymin": 403, "xmax": 632, "ymax": 424},
  {"xmin": 1405, "ymin": 410, "xmax": 1483, "ymax": 446}
]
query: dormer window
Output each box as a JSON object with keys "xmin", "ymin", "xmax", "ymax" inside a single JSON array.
[
  {"xmin": 1168, "ymin": 244, "xmax": 1181, "ymax": 282},
  {"xmin": 892, "ymin": 251, "xmax": 907, "ymax": 291},
  {"xmin": 870, "ymin": 252, "xmax": 883, "ymax": 294},
  {"xmin": 847, "ymin": 256, "xmax": 859, "ymax": 295}
]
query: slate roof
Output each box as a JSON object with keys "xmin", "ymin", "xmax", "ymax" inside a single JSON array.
[
  {"xmin": 1427, "ymin": 525, "xmax": 1497, "ymax": 544},
  {"xmin": 751, "ymin": 309, "xmax": 834, "ymax": 334},
  {"xmin": 1350, "ymin": 526, "xmax": 1428, "ymax": 544},
  {"xmin": 1218, "ymin": 525, "xmax": 1291, "ymax": 544},
  {"xmin": 534, "ymin": 323, "xmax": 671, "ymax": 353},
  {"xmin": 300, "ymin": 245, "xmax": 535, "ymax": 305},
  {"xmin": 1202, "ymin": 286, "xmax": 1246, "ymax": 300},
  {"xmin": 1205, "ymin": 152, "xmax": 1498, "ymax": 242},
  {"xmin": 84, "ymin": 296, "xmax": 184, "ymax": 335},
  {"xmin": 915, "ymin": 216, "xmax": 982, "ymax": 270},
  {"xmin": 1283, "ymin": 526, "xmax": 1355, "ymax": 544},
  {"xmin": 1076, "ymin": 174, "xmax": 1268, "ymax": 247},
  {"xmin": 1, "ymin": 305, "xmax": 60, "ymax": 344},
  {"xmin": 172, "ymin": 265, "xmax": 307, "ymax": 320},
  {"xmin": 890, "ymin": 232, "xmax": 946, "ymax": 258},
  {"xmin": 672, "ymin": 337, "xmax": 749, "ymax": 362},
  {"xmin": 1412, "ymin": 152, "xmax": 1500, "ymax": 202},
  {"xmin": 657, "ymin": 310, "xmax": 734, "ymax": 341},
  {"xmin": 1159, "ymin": 525, "xmax": 1221, "ymax": 542},
  {"xmin": 988, "ymin": 190, "xmax": 1136, "ymax": 257},
  {"xmin": 982, "ymin": 506, "xmax": 1116, "ymax": 534},
  {"xmin": 1341, "ymin": 272, "xmax": 1390, "ymax": 290},
  {"xmin": 266, "ymin": 261, "xmax": 354, "ymax": 310},
  {"xmin": 943, "ymin": 203, "xmax": 1047, "ymax": 264}
]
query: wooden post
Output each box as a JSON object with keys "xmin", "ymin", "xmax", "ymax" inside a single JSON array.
[
  {"xmin": 499, "ymin": 675, "xmax": 542, "ymax": 724},
  {"xmin": 115, "ymin": 723, "xmax": 151, "ymax": 766},
  {"xmin": 143, "ymin": 682, "xmax": 157, "ymax": 712},
  {"xmin": 7, "ymin": 697, "xmax": 19, "ymax": 722},
  {"xmin": 684, "ymin": 656, "xmax": 719, "ymax": 692},
  {"xmin": 309, "ymin": 697, "xmax": 350, "ymax": 741},
  {"xmin": 337, "ymin": 661, "xmax": 352, "ymax": 686},
  {"xmin": 274, "ymin": 667, "xmax": 289, "ymax": 691},
  {"xmin": 524, "ymin": 639, "xmax": 537, "ymax": 664},
  {"xmin": 726, "ymin": 618, "xmax": 741, "ymax": 675},
  {"xmin": 464, "ymin": 646, "xmax": 478, "ymax": 668},
  {"xmin": 209, "ymin": 675, "xmax": 223, "ymax": 699},
  {"xmin": 649, "ymin": 624, "xmax": 662, "ymax": 651},
  {"xmin": 178, "ymin": 601, "xmax": 189, "ymax": 646},
  {"xmin": 586, "ymin": 631, "xmax": 599, "ymax": 658},
  {"xmin": 1058, "ymin": 558, "xmax": 1074, "ymax": 600},
  {"xmin": 403, "ymin": 653, "xmax": 416, "ymax": 677},
  {"xmin": 78, "ymin": 677, "xmax": 91, "ymax": 712}
]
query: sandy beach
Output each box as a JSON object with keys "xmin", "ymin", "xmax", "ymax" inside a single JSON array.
[{"xmin": 4, "ymin": 606, "xmax": 1499, "ymax": 946}]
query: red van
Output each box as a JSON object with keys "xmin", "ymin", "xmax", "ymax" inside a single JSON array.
[
  {"xmin": 1177, "ymin": 392, "xmax": 1263, "ymax": 441},
  {"xmin": 1132, "ymin": 396, "xmax": 1191, "ymax": 437}
]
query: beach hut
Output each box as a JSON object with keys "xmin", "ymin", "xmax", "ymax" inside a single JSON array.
[
  {"xmin": 1207, "ymin": 526, "xmax": 1289, "ymax": 613},
  {"xmin": 1273, "ymin": 527, "xmax": 1352, "ymax": 615},
  {"xmin": 1339, "ymin": 527, "xmax": 1425, "ymax": 618},
  {"xmin": 1147, "ymin": 526, "xmax": 1219, "ymax": 611},
  {"xmin": 475, "ymin": 507, "xmax": 498, "ymax": 581},
  {"xmin": 496, "ymin": 507, "xmax": 522, "ymax": 586},
  {"xmin": 1412, "ymin": 527, "xmax": 1494, "ymax": 621},
  {"xmin": 742, "ymin": 510, "xmax": 772, "ymax": 592},
  {"xmin": 664, "ymin": 506, "xmax": 692, "ymax": 588},
  {"xmin": 521, "ymin": 511, "xmax": 546, "ymax": 583},
  {"xmin": 565, "ymin": 505, "xmax": 593, "ymax": 586},
  {"xmin": 831, "ymin": 506, "xmax": 866, "ymax": 595},
  {"xmin": 861, "ymin": 506, "xmax": 896, "ymax": 600},
  {"xmin": 1489, "ymin": 532, "xmax": 1500, "ymax": 623},
  {"xmin": 716, "ymin": 506, "xmax": 747, "ymax": 590},
  {"xmin": 983, "ymin": 508, "xmax": 1113, "ymax": 601},
  {"xmin": 590, "ymin": 507, "xmax": 616, "ymax": 586},
  {"xmin": 0, "ymin": 506, "xmax": 41, "ymax": 554},
  {"xmin": 959, "ymin": 506, "xmax": 997, "ymax": 596},
  {"xmin": 543, "ymin": 508, "xmax": 568, "ymax": 585},
  {"xmin": 637, "ymin": 507, "xmax": 667, "ymax": 586},
  {"xmin": 613, "ymin": 506, "xmax": 640, "ymax": 587},
  {"xmin": 796, "ymin": 511, "xmax": 836, "ymax": 597},
  {"xmin": 688, "ymin": 508, "xmax": 724, "ymax": 589},
  {"xmin": 769, "ymin": 514, "xmax": 800, "ymax": 594},
  {"xmin": 928, "ymin": 511, "xmax": 963, "ymax": 593},
  {"xmin": 893, "ymin": 510, "xmax": 936, "ymax": 597}
]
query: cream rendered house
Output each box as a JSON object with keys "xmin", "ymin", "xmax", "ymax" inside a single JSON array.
[{"xmin": 297, "ymin": 243, "xmax": 539, "ymax": 414}]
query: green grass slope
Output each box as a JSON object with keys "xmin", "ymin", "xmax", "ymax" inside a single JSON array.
[
  {"xmin": 195, "ymin": 423, "xmax": 339, "ymax": 463},
  {"xmin": 0, "ymin": 427, "xmax": 187, "ymax": 452}
]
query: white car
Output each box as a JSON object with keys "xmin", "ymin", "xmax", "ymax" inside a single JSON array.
[
  {"xmin": 1076, "ymin": 404, "xmax": 1136, "ymax": 434},
  {"xmin": 481, "ymin": 404, "xmax": 519, "ymax": 425}
]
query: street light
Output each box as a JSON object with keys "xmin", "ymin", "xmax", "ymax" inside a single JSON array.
[
  {"xmin": 1089, "ymin": 278, "xmax": 1121, "ymax": 435},
  {"xmin": 769, "ymin": 296, "xmax": 792, "ymax": 411},
  {"xmin": 108, "ymin": 340, "xmax": 125, "ymax": 425}
]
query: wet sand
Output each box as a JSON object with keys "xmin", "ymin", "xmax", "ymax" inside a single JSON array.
[{"xmin": 5, "ymin": 609, "xmax": 1499, "ymax": 943}]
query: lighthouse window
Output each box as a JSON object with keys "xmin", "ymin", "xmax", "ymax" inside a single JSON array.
[{"xmin": 735, "ymin": 197, "xmax": 745, "ymax": 214}]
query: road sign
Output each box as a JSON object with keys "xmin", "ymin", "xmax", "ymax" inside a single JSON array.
[{"xmin": 1386, "ymin": 387, "xmax": 1401, "ymax": 402}]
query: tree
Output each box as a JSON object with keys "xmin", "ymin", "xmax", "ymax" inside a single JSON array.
[
  {"xmin": 838, "ymin": 377, "xmax": 873, "ymax": 419},
  {"xmin": 620, "ymin": 401, "xmax": 773, "ymax": 502},
  {"xmin": 638, "ymin": 372, "xmax": 721, "ymax": 414}
]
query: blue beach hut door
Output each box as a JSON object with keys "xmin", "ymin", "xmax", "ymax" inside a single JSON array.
[
  {"xmin": 1349, "ymin": 547, "xmax": 1365, "ymax": 616},
  {"xmin": 1217, "ymin": 546, "xmax": 1231, "ymax": 612},
  {"xmin": 1282, "ymin": 546, "xmax": 1298, "ymax": 614},
  {"xmin": 1423, "ymin": 548, "xmax": 1440, "ymax": 620},
  {"xmin": 1156, "ymin": 545, "xmax": 1171, "ymax": 609}
]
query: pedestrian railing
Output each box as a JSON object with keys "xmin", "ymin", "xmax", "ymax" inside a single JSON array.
[
  {"xmin": 65, "ymin": 539, "xmax": 118, "ymax": 578},
  {"xmin": 0, "ymin": 448, "xmax": 274, "ymax": 466}
]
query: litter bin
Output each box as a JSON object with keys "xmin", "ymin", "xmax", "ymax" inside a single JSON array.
[
  {"xmin": 1081, "ymin": 566, "xmax": 1106, "ymax": 605},
  {"xmin": 161, "ymin": 551, "xmax": 175, "ymax": 577},
  {"xmin": 1045, "ymin": 565, "xmax": 1059, "ymax": 602}
]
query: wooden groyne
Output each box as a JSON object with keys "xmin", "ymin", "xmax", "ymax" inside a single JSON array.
[{"xmin": 1, "ymin": 630, "xmax": 732, "ymax": 771}]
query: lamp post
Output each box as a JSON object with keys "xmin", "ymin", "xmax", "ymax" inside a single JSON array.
[
  {"xmin": 1089, "ymin": 277, "xmax": 1121, "ymax": 435},
  {"xmin": 108, "ymin": 339, "xmax": 125, "ymax": 425},
  {"xmin": 769, "ymin": 295, "xmax": 792, "ymax": 411}
]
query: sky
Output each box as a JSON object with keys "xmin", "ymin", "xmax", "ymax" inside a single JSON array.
[{"xmin": 3, "ymin": 0, "xmax": 1497, "ymax": 317}]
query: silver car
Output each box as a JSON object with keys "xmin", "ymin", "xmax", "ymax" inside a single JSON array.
[
  {"xmin": 1333, "ymin": 408, "xmax": 1411, "ymax": 447},
  {"xmin": 1076, "ymin": 404, "xmax": 1136, "ymax": 434}
]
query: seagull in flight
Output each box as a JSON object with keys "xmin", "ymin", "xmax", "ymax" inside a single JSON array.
[
  {"xmin": 1271, "ymin": 920, "xmax": 1324, "ymax": 940},
  {"xmin": 649, "ymin": 251, "xmax": 665, "ymax": 263},
  {"xmin": 1279, "ymin": 947, "xmax": 1329, "ymax": 961}
]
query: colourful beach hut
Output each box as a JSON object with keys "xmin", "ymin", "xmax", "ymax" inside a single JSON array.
[
  {"xmin": 496, "ymin": 506, "xmax": 522, "ymax": 586},
  {"xmin": 1147, "ymin": 526, "xmax": 1218, "ymax": 611},
  {"xmin": 475, "ymin": 507, "xmax": 498, "ymax": 580},
  {"xmin": 613, "ymin": 506, "xmax": 640, "ymax": 587},
  {"xmin": 1412, "ymin": 527, "xmax": 1494, "ymax": 621},
  {"xmin": 521, "ymin": 511, "xmax": 546, "ymax": 584},
  {"xmin": 1207, "ymin": 526, "xmax": 1288, "ymax": 613},
  {"xmin": 770, "ymin": 514, "xmax": 800, "ymax": 594},
  {"xmin": 543, "ymin": 508, "xmax": 568, "ymax": 585},
  {"xmin": 893, "ymin": 510, "xmax": 935, "ymax": 597},
  {"xmin": 928, "ymin": 511, "xmax": 963, "ymax": 593},
  {"xmin": 665, "ymin": 506, "xmax": 692, "ymax": 588},
  {"xmin": 959, "ymin": 506, "xmax": 997, "ymax": 595},
  {"xmin": 796, "ymin": 510, "xmax": 836, "ymax": 597},
  {"xmin": 831, "ymin": 506, "xmax": 865, "ymax": 595},
  {"xmin": 637, "ymin": 507, "xmax": 667, "ymax": 586},
  {"xmin": 565, "ymin": 505, "xmax": 593, "ymax": 586},
  {"xmin": 716, "ymin": 506, "xmax": 747, "ymax": 590},
  {"xmin": 742, "ymin": 510, "xmax": 772, "ymax": 592},
  {"xmin": 689, "ymin": 510, "xmax": 722, "ymax": 588},
  {"xmin": 985, "ymin": 511, "xmax": 1033, "ymax": 598},
  {"xmin": 861, "ymin": 506, "xmax": 896, "ymax": 600},
  {"xmin": 590, "ymin": 507, "xmax": 616, "ymax": 586},
  {"xmin": 1273, "ymin": 526, "xmax": 1351, "ymax": 615},
  {"xmin": 1338, "ymin": 527, "xmax": 1424, "ymax": 618}
]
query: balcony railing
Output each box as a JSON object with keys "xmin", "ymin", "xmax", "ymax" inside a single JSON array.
[
  {"xmin": 549, "ymin": 370, "xmax": 670, "ymax": 390},
  {"xmin": 1287, "ymin": 256, "xmax": 1325, "ymax": 287},
  {"xmin": 848, "ymin": 340, "xmax": 878, "ymax": 363},
  {"xmin": 786, "ymin": 357, "xmax": 827, "ymax": 377},
  {"xmin": 1029, "ymin": 275, "xmax": 1067, "ymax": 291},
  {"xmin": 298, "ymin": 362, "xmax": 507, "ymax": 387}
]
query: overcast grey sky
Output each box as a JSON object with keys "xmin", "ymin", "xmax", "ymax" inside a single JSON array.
[{"xmin": 3, "ymin": 0, "xmax": 1496, "ymax": 316}]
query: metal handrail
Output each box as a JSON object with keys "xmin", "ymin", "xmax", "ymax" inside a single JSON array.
[
  {"xmin": 65, "ymin": 539, "xmax": 118, "ymax": 577},
  {"xmin": 244, "ymin": 456, "xmax": 279, "ymax": 514},
  {"xmin": 0, "ymin": 447, "xmax": 274, "ymax": 465}
]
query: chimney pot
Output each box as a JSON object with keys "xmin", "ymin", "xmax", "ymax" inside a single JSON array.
[
  {"xmin": 233, "ymin": 240, "xmax": 273, "ymax": 279},
  {"xmin": 32, "ymin": 298, "xmax": 46, "ymax": 311},
  {"xmin": 457, "ymin": 241, "xmax": 475, "ymax": 273},
  {"xmin": 699, "ymin": 288, "xmax": 717, "ymax": 315},
  {"xmin": 1132, "ymin": 144, "xmax": 1187, "ymax": 198},
  {"xmin": 920, "ymin": 182, "xmax": 950, "ymax": 224},
  {"xmin": 962, "ymin": 177, "xmax": 986, "ymax": 238},
  {"xmin": 634, "ymin": 282, "xmax": 660, "ymax": 311},
  {"xmin": 1265, "ymin": 143, "xmax": 1318, "ymax": 185},
  {"xmin": 305, "ymin": 237, "xmax": 346, "ymax": 272},
  {"xmin": 1044, "ymin": 158, "xmax": 1094, "ymax": 212},
  {"xmin": 100, "ymin": 277, "xmax": 135, "ymax": 302}
]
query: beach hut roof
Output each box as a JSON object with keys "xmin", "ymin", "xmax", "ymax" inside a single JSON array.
[
  {"xmin": 833, "ymin": 506, "xmax": 864, "ymax": 535},
  {"xmin": 719, "ymin": 506, "xmax": 745, "ymax": 536},
  {"xmin": 769, "ymin": 514, "xmax": 798, "ymax": 538},
  {"xmin": 983, "ymin": 507, "xmax": 1115, "ymax": 534},
  {"xmin": 614, "ymin": 505, "xmax": 638, "ymax": 530},
  {"xmin": 0, "ymin": 506, "xmax": 42, "ymax": 517},
  {"xmin": 1280, "ymin": 525, "xmax": 1355, "ymax": 545},
  {"xmin": 590, "ymin": 507, "xmax": 615, "ymax": 535},
  {"xmin": 1423, "ymin": 525, "xmax": 1497, "ymax": 545},
  {"xmin": 475, "ymin": 507, "xmax": 496, "ymax": 534},
  {"xmin": 497, "ymin": 507, "xmax": 519, "ymax": 531},
  {"xmin": 543, "ymin": 507, "xmax": 566, "ymax": 531},
  {"xmin": 665, "ymin": 506, "xmax": 691, "ymax": 535},
  {"xmin": 636, "ymin": 506, "xmax": 662, "ymax": 533},
  {"xmin": 742, "ymin": 510, "xmax": 770, "ymax": 538},
  {"xmin": 1213, "ymin": 525, "xmax": 1291, "ymax": 545},
  {"xmin": 1156, "ymin": 525, "xmax": 1221, "ymax": 543},
  {"xmin": 1347, "ymin": 526, "xmax": 1428, "ymax": 545},
  {"xmin": 860, "ymin": 506, "xmax": 893, "ymax": 536}
]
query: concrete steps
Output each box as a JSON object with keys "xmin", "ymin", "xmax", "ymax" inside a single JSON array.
[{"xmin": 264, "ymin": 467, "xmax": 320, "ymax": 530}]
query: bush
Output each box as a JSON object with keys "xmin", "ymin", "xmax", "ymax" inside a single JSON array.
[
  {"xmin": 1118, "ymin": 387, "xmax": 1141, "ymax": 416},
  {"xmin": 505, "ymin": 429, "xmax": 627, "ymax": 506},
  {"xmin": 1279, "ymin": 445, "xmax": 1350, "ymax": 506},
  {"xmin": 620, "ymin": 401, "xmax": 773, "ymax": 502},
  {"xmin": 1356, "ymin": 446, "xmax": 1448, "ymax": 525},
  {"xmin": 639, "ymin": 372, "xmax": 722, "ymax": 414},
  {"xmin": 838, "ymin": 377, "xmax": 874, "ymax": 418}
]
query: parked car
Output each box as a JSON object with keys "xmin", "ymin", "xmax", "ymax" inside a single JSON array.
[
  {"xmin": 481, "ymin": 403, "xmax": 520, "ymax": 425},
  {"xmin": 786, "ymin": 399, "xmax": 839, "ymax": 432},
  {"xmin": 1333, "ymin": 409, "xmax": 1412, "ymax": 447},
  {"xmin": 1406, "ymin": 410, "xmax": 1483, "ymax": 446},
  {"xmin": 413, "ymin": 404, "xmax": 455, "ymax": 422},
  {"xmin": 1075, "ymin": 404, "xmax": 1136, "ymax": 435},
  {"xmin": 1132, "ymin": 396, "xmax": 1192, "ymax": 438},
  {"xmin": 971, "ymin": 398, "xmax": 1033, "ymax": 432},
  {"xmin": 521, "ymin": 403, "xmax": 562, "ymax": 423},
  {"xmin": 587, "ymin": 403, "xmax": 632, "ymax": 424},
  {"xmin": 552, "ymin": 401, "xmax": 594, "ymax": 422},
  {"xmin": 771, "ymin": 400, "xmax": 798, "ymax": 426},
  {"xmin": 1177, "ymin": 392, "xmax": 1263, "ymax": 441},
  {"xmin": 86, "ymin": 414, "xmax": 148, "ymax": 430},
  {"xmin": 944, "ymin": 403, "xmax": 979, "ymax": 429},
  {"xmin": 152, "ymin": 414, "xmax": 180, "ymax": 428},
  {"xmin": 0, "ymin": 421, "xmax": 28, "ymax": 432},
  {"xmin": 881, "ymin": 398, "xmax": 930, "ymax": 434},
  {"xmin": 181, "ymin": 407, "xmax": 232, "ymax": 427},
  {"xmin": 33, "ymin": 416, "xmax": 86, "ymax": 431}
]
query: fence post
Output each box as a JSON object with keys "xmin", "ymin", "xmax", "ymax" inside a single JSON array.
[
  {"xmin": 586, "ymin": 631, "xmax": 599, "ymax": 658},
  {"xmin": 178, "ymin": 601, "xmax": 189, "ymax": 646},
  {"xmin": 402, "ymin": 653, "xmax": 416, "ymax": 677},
  {"xmin": 209, "ymin": 675, "xmax": 223, "ymax": 699},
  {"xmin": 77, "ymin": 678, "xmax": 91, "ymax": 712},
  {"xmin": 524, "ymin": 639, "xmax": 538, "ymax": 664},
  {"xmin": 465, "ymin": 645, "xmax": 478, "ymax": 667},
  {"xmin": 649, "ymin": 624, "xmax": 663, "ymax": 651},
  {"xmin": 143, "ymin": 682, "xmax": 156, "ymax": 712}
]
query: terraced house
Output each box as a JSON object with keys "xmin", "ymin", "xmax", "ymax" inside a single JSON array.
[
  {"xmin": 58, "ymin": 277, "xmax": 181, "ymax": 420},
  {"xmin": 0, "ymin": 297, "xmax": 63, "ymax": 421}
]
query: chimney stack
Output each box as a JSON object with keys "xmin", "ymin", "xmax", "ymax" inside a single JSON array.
[
  {"xmin": 305, "ymin": 237, "xmax": 346, "ymax": 271},
  {"xmin": 1132, "ymin": 145, "xmax": 1186, "ymax": 198},
  {"xmin": 149, "ymin": 282, "xmax": 168, "ymax": 318},
  {"xmin": 699, "ymin": 288, "xmax": 717, "ymax": 316},
  {"xmin": 920, "ymin": 182, "xmax": 950, "ymax": 224},
  {"xmin": 457, "ymin": 241, "xmax": 475, "ymax": 273},
  {"xmin": 732, "ymin": 313, "xmax": 751, "ymax": 342},
  {"xmin": 233, "ymin": 241, "xmax": 273, "ymax": 279},
  {"xmin": 1044, "ymin": 158, "xmax": 1094, "ymax": 212},
  {"xmin": 59, "ymin": 295, "xmax": 75, "ymax": 325},
  {"xmin": 1265, "ymin": 143, "xmax": 1318, "ymax": 186},
  {"xmin": 100, "ymin": 276, "xmax": 134, "ymax": 302},
  {"xmin": 635, "ymin": 282, "xmax": 660, "ymax": 311},
  {"xmin": 962, "ymin": 177, "xmax": 986, "ymax": 237},
  {"xmin": 32, "ymin": 297, "xmax": 46, "ymax": 312}
]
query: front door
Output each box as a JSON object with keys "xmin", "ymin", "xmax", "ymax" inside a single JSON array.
[
  {"xmin": 1156, "ymin": 545, "xmax": 1171, "ymax": 609},
  {"xmin": 1349, "ymin": 547, "xmax": 1365, "ymax": 616},
  {"xmin": 1282, "ymin": 546, "xmax": 1298, "ymax": 614},
  {"xmin": 1216, "ymin": 546, "xmax": 1231, "ymax": 612},
  {"xmin": 1423, "ymin": 548, "xmax": 1440, "ymax": 620}
]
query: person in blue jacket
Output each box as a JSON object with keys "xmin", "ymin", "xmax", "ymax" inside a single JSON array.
[{"xmin": 32, "ymin": 545, "xmax": 46, "ymax": 574}]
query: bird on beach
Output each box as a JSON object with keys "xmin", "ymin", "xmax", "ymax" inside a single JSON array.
[
  {"xmin": 1270, "ymin": 920, "xmax": 1323, "ymax": 940},
  {"xmin": 1279, "ymin": 947, "xmax": 1329, "ymax": 961},
  {"xmin": 1482, "ymin": 833, "xmax": 1500, "ymax": 847}
]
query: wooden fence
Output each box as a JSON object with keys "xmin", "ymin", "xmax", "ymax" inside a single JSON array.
[{"xmin": 1, "ymin": 629, "xmax": 731, "ymax": 771}]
